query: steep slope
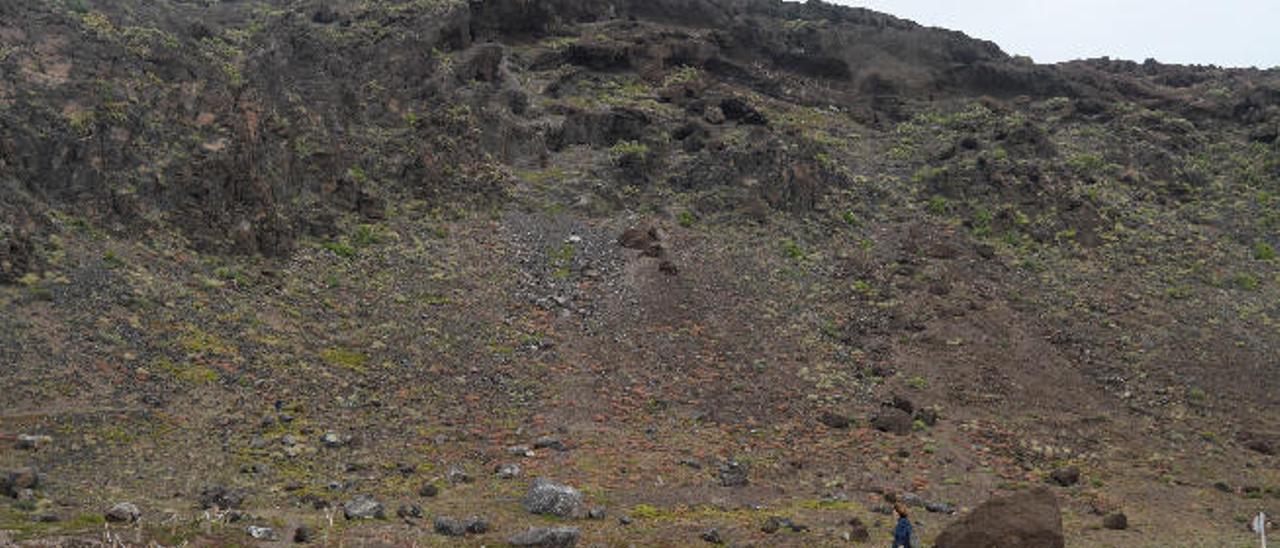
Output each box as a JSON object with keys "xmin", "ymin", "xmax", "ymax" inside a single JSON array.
[{"xmin": 1, "ymin": 0, "xmax": 1278, "ymax": 545}]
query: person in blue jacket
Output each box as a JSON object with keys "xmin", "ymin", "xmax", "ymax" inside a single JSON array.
[{"xmin": 893, "ymin": 503, "xmax": 913, "ymax": 548}]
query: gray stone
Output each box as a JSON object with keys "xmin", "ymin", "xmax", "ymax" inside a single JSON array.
[
  {"xmin": 508, "ymin": 526, "xmax": 581, "ymax": 547},
  {"xmin": 587, "ymin": 507, "xmax": 606, "ymax": 520},
  {"xmin": 533, "ymin": 436, "xmax": 567, "ymax": 451},
  {"xmin": 522, "ymin": 478, "xmax": 583, "ymax": 517},
  {"xmin": 15, "ymin": 434, "xmax": 52, "ymax": 450},
  {"xmin": 434, "ymin": 516, "xmax": 467, "ymax": 537},
  {"xmin": 293, "ymin": 525, "xmax": 313, "ymax": 543},
  {"xmin": 464, "ymin": 515, "xmax": 490, "ymax": 534},
  {"xmin": 321, "ymin": 432, "xmax": 349, "ymax": 448},
  {"xmin": 718, "ymin": 461, "xmax": 749, "ymax": 487},
  {"xmin": 105, "ymin": 502, "xmax": 140, "ymax": 523},
  {"xmin": 701, "ymin": 528, "xmax": 723, "ymax": 544},
  {"xmin": 247, "ymin": 526, "xmax": 279, "ymax": 541},
  {"xmin": 396, "ymin": 503, "xmax": 422, "ymax": 519},
  {"xmin": 198, "ymin": 485, "xmax": 246, "ymax": 509},
  {"xmin": 927, "ymin": 501, "xmax": 957, "ymax": 514},
  {"xmin": 342, "ymin": 495, "xmax": 384, "ymax": 520},
  {"xmin": 497, "ymin": 463, "xmax": 522, "ymax": 479},
  {"xmin": 447, "ymin": 465, "xmax": 472, "ymax": 484}
]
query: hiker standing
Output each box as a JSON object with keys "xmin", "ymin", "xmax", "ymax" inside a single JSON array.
[{"xmin": 893, "ymin": 503, "xmax": 914, "ymax": 548}]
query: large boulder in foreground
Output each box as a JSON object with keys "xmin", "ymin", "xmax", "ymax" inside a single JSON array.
[
  {"xmin": 522, "ymin": 478, "xmax": 583, "ymax": 517},
  {"xmin": 934, "ymin": 488, "xmax": 1064, "ymax": 548}
]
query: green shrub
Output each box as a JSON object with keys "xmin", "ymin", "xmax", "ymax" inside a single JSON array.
[
  {"xmin": 1233, "ymin": 273, "xmax": 1260, "ymax": 291},
  {"xmin": 1067, "ymin": 153, "xmax": 1105, "ymax": 174},
  {"xmin": 906, "ymin": 375, "xmax": 928, "ymax": 390},
  {"xmin": 927, "ymin": 195, "xmax": 949, "ymax": 215},
  {"xmin": 1254, "ymin": 242, "xmax": 1276, "ymax": 261},
  {"xmin": 782, "ymin": 240, "xmax": 805, "ymax": 260},
  {"xmin": 971, "ymin": 207, "xmax": 993, "ymax": 236},
  {"xmin": 610, "ymin": 140, "xmax": 649, "ymax": 159},
  {"xmin": 323, "ymin": 241, "xmax": 357, "ymax": 259}
]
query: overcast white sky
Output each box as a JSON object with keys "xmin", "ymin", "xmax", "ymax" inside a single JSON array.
[{"xmin": 832, "ymin": 0, "xmax": 1280, "ymax": 68}]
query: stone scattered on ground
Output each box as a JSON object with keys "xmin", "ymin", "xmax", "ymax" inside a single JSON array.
[
  {"xmin": 902, "ymin": 493, "xmax": 925, "ymax": 507},
  {"xmin": 1103, "ymin": 512, "xmax": 1129, "ymax": 530},
  {"xmin": 700, "ymin": 527, "xmax": 724, "ymax": 544},
  {"xmin": 105, "ymin": 502, "xmax": 141, "ymax": 523},
  {"xmin": 762, "ymin": 516, "xmax": 808, "ymax": 533},
  {"xmin": 718, "ymin": 461, "xmax": 749, "ymax": 487},
  {"xmin": 396, "ymin": 503, "xmax": 422, "ymax": 519},
  {"xmin": 927, "ymin": 501, "xmax": 957, "ymax": 514},
  {"xmin": 508, "ymin": 526, "xmax": 581, "ymax": 547},
  {"xmin": 619, "ymin": 515, "xmax": 633, "ymax": 525},
  {"xmin": 198, "ymin": 485, "xmax": 246, "ymax": 509},
  {"xmin": 320, "ymin": 431, "xmax": 349, "ymax": 448},
  {"xmin": 522, "ymin": 478, "xmax": 583, "ymax": 517},
  {"xmin": 847, "ymin": 517, "xmax": 871, "ymax": 541},
  {"xmin": 934, "ymin": 488, "xmax": 1064, "ymax": 548},
  {"xmin": 497, "ymin": 463, "xmax": 522, "ymax": 479},
  {"xmin": 916, "ymin": 407, "xmax": 941, "ymax": 427},
  {"xmin": 508, "ymin": 445, "xmax": 535, "ymax": 457},
  {"xmin": 418, "ymin": 483, "xmax": 439, "ymax": 497},
  {"xmin": 1, "ymin": 467, "xmax": 39, "ymax": 498},
  {"xmin": 533, "ymin": 436, "xmax": 567, "ymax": 451},
  {"xmin": 447, "ymin": 465, "xmax": 473, "ymax": 484},
  {"xmin": 342, "ymin": 495, "xmax": 385, "ymax": 520},
  {"xmin": 1049, "ymin": 466, "xmax": 1081, "ymax": 487},
  {"xmin": 15, "ymin": 434, "xmax": 52, "ymax": 450},
  {"xmin": 872, "ymin": 407, "xmax": 914, "ymax": 435},
  {"xmin": 293, "ymin": 526, "xmax": 313, "ymax": 543},
  {"xmin": 246, "ymin": 525, "xmax": 279, "ymax": 541},
  {"xmin": 434, "ymin": 516, "xmax": 467, "ymax": 537},
  {"xmin": 819, "ymin": 411, "xmax": 852, "ymax": 429},
  {"xmin": 587, "ymin": 507, "xmax": 606, "ymax": 520},
  {"xmin": 465, "ymin": 515, "xmax": 490, "ymax": 534}
]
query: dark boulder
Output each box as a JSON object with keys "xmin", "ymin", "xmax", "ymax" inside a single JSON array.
[
  {"xmin": 0, "ymin": 227, "xmax": 37, "ymax": 285},
  {"xmin": 1102, "ymin": 512, "xmax": 1128, "ymax": 530},
  {"xmin": 719, "ymin": 97, "xmax": 768, "ymax": 125},
  {"xmin": 1238, "ymin": 431, "xmax": 1276, "ymax": 455},
  {"xmin": 871, "ymin": 408, "xmax": 913, "ymax": 435},
  {"xmin": 198, "ymin": 485, "xmax": 247, "ymax": 509},
  {"xmin": 934, "ymin": 488, "xmax": 1064, "ymax": 548},
  {"xmin": 1, "ymin": 467, "xmax": 39, "ymax": 498},
  {"xmin": 1048, "ymin": 467, "xmax": 1080, "ymax": 487},
  {"xmin": 566, "ymin": 41, "xmax": 633, "ymax": 71},
  {"xmin": 819, "ymin": 411, "xmax": 852, "ymax": 429}
]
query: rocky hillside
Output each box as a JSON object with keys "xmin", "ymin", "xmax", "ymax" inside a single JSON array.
[{"xmin": 1, "ymin": 0, "xmax": 1278, "ymax": 545}]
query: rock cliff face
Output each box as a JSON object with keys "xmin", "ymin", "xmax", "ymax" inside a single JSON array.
[
  {"xmin": 7, "ymin": 0, "xmax": 1271, "ymax": 258},
  {"xmin": 0, "ymin": 1, "xmax": 1277, "ymax": 545}
]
